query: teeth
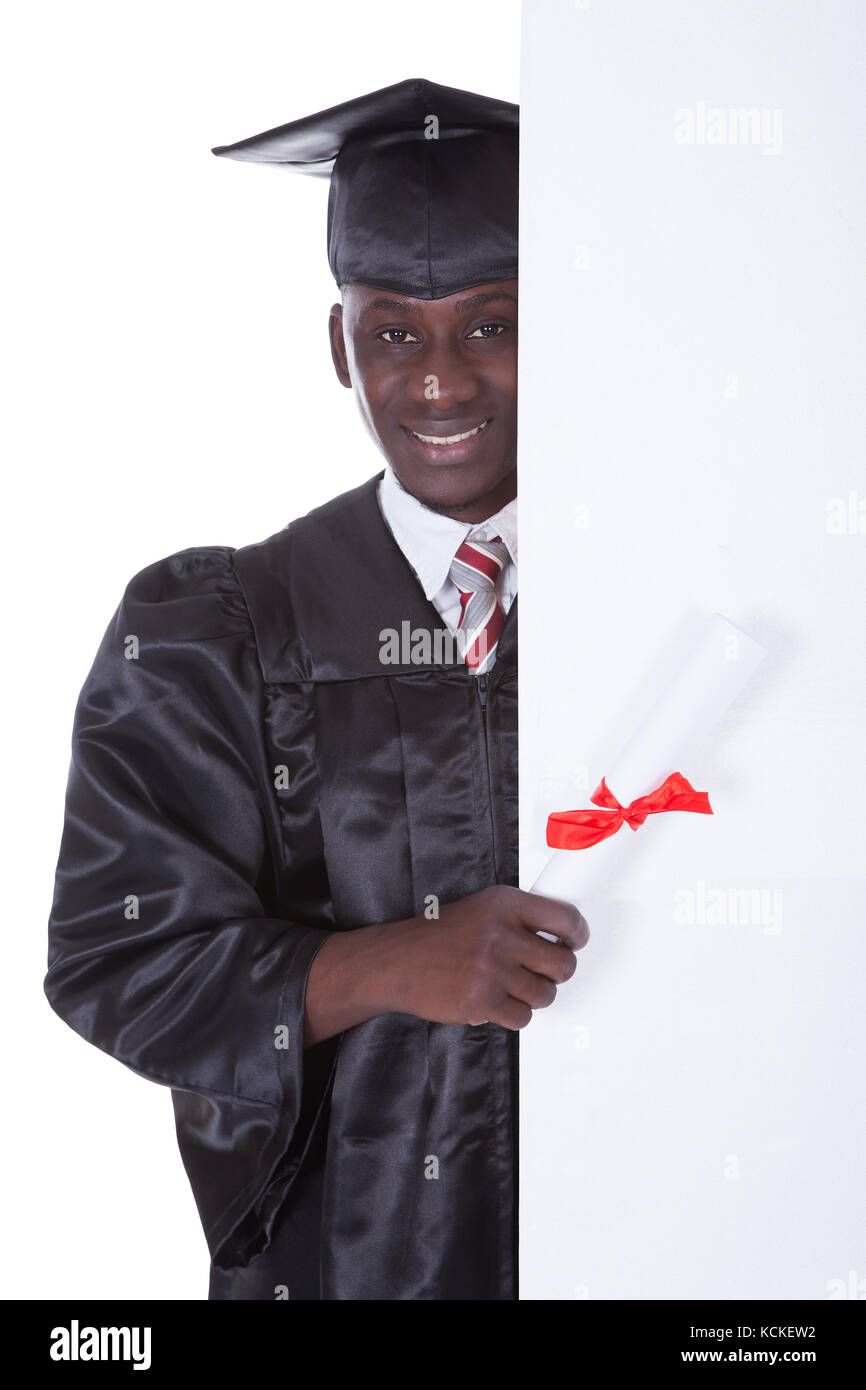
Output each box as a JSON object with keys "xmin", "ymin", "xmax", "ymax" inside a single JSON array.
[{"xmin": 411, "ymin": 420, "xmax": 488, "ymax": 446}]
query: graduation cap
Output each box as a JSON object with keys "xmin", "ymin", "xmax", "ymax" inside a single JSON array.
[{"xmin": 212, "ymin": 77, "xmax": 518, "ymax": 300}]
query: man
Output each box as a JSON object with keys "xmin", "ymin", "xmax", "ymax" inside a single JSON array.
[{"xmin": 45, "ymin": 78, "xmax": 588, "ymax": 1301}]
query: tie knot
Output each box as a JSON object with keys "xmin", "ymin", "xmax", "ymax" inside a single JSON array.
[{"xmin": 449, "ymin": 534, "xmax": 510, "ymax": 594}]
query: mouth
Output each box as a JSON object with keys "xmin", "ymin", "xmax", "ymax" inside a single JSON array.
[{"xmin": 406, "ymin": 419, "xmax": 490, "ymax": 447}]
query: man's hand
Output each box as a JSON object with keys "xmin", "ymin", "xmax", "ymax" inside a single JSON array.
[
  {"xmin": 393, "ymin": 885, "xmax": 587, "ymax": 1030},
  {"xmin": 304, "ymin": 885, "xmax": 589, "ymax": 1045}
]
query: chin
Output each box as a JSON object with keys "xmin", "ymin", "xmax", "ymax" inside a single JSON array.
[
  {"xmin": 404, "ymin": 477, "xmax": 496, "ymax": 515},
  {"xmin": 391, "ymin": 456, "xmax": 514, "ymax": 514}
]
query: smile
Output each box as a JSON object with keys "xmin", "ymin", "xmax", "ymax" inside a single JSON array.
[{"xmin": 408, "ymin": 420, "xmax": 490, "ymax": 446}]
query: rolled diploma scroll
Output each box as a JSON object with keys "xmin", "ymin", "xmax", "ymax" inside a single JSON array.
[{"xmin": 531, "ymin": 613, "xmax": 767, "ymax": 909}]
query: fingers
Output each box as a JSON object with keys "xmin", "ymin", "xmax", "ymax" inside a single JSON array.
[
  {"xmin": 519, "ymin": 934, "xmax": 579, "ymax": 984},
  {"xmin": 454, "ymin": 886, "xmax": 590, "ymax": 1030},
  {"xmin": 515, "ymin": 891, "xmax": 590, "ymax": 952},
  {"xmin": 484, "ymin": 963, "xmax": 571, "ymax": 1030},
  {"xmin": 508, "ymin": 966, "xmax": 558, "ymax": 1010},
  {"xmin": 489, "ymin": 996, "xmax": 534, "ymax": 1031}
]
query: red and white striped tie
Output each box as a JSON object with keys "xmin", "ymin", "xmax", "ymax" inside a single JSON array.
[{"xmin": 449, "ymin": 534, "xmax": 510, "ymax": 675}]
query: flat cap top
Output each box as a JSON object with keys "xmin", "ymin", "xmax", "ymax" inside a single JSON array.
[{"xmin": 212, "ymin": 77, "xmax": 519, "ymax": 299}]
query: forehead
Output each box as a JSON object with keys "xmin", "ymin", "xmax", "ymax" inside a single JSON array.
[{"xmin": 343, "ymin": 279, "xmax": 519, "ymax": 326}]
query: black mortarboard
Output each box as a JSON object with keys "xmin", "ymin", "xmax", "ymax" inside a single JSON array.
[{"xmin": 212, "ymin": 77, "xmax": 518, "ymax": 300}]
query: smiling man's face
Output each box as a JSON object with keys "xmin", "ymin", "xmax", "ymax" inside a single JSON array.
[{"xmin": 329, "ymin": 279, "xmax": 517, "ymax": 522}]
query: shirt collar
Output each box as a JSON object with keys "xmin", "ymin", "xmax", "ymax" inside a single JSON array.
[{"xmin": 378, "ymin": 465, "xmax": 518, "ymax": 601}]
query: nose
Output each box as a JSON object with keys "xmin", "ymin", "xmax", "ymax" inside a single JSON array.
[{"xmin": 405, "ymin": 335, "xmax": 483, "ymax": 410}]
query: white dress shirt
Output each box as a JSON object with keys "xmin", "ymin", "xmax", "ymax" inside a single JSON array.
[{"xmin": 377, "ymin": 465, "xmax": 517, "ymax": 634}]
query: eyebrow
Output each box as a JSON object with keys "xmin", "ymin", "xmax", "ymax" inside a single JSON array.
[
  {"xmin": 356, "ymin": 289, "xmax": 518, "ymax": 327},
  {"xmin": 357, "ymin": 297, "xmax": 421, "ymax": 322},
  {"xmin": 454, "ymin": 291, "xmax": 518, "ymax": 312}
]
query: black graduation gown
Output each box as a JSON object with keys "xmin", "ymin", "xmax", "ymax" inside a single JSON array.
[{"xmin": 45, "ymin": 471, "xmax": 519, "ymax": 1300}]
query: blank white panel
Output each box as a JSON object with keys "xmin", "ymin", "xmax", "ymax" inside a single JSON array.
[{"xmin": 518, "ymin": 0, "xmax": 866, "ymax": 1299}]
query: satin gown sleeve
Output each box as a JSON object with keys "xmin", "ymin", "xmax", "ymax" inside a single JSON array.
[{"xmin": 44, "ymin": 545, "xmax": 336, "ymax": 1269}]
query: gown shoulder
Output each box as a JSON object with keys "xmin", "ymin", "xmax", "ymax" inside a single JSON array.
[{"xmin": 109, "ymin": 543, "xmax": 254, "ymax": 645}]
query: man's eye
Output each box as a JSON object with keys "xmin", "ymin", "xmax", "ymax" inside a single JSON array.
[
  {"xmin": 467, "ymin": 323, "xmax": 507, "ymax": 339},
  {"xmin": 378, "ymin": 328, "xmax": 420, "ymax": 344}
]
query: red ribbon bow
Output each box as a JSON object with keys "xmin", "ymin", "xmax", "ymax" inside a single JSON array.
[{"xmin": 546, "ymin": 771, "xmax": 713, "ymax": 851}]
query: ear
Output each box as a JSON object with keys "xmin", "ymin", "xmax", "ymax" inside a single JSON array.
[{"xmin": 328, "ymin": 302, "xmax": 352, "ymax": 388}]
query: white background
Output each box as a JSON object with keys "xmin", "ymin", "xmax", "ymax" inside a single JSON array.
[
  {"xmin": 519, "ymin": 0, "xmax": 865, "ymax": 1298},
  {"xmin": 2, "ymin": 1, "xmax": 519, "ymax": 1299}
]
